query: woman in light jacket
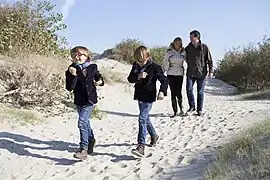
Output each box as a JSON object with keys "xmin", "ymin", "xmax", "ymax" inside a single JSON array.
[{"xmin": 162, "ymin": 37, "xmax": 186, "ymax": 118}]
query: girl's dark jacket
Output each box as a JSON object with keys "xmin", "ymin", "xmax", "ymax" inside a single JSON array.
[
  {"xmin": 127, "ymin": 60, "xmax": 168, "ymax": 103},
  {"xmin": 65, "ymin": 63, "xmax": 104, "ymax": 106}
]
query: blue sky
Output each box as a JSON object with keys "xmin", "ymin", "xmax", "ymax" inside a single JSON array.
[{"xmin": 6, "ymin": 0, "xmax": 270, "ymax": 65}]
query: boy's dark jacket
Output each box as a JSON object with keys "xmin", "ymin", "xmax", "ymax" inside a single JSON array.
[
  {"xmin": 185, "ymin": 41, "xmax": 213, "ymax": 78},
  {"xmin": 127, "ymin": 60, "xmax": 168, "ymax": 103},
  {"xmin": 65, "ymin": 63, "xmax": 104, "ymax": 106}
]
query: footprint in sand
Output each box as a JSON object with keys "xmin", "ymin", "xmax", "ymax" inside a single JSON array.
[{"xmin": 90, "ymin": 166, "xmax": 96, "ymax": 172}]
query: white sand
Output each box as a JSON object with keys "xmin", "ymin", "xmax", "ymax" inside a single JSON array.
[{"xmin": 1, "ymin": 58, "xmax": 270, "ymax": 180}]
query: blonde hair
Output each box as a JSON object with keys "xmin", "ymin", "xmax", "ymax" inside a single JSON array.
[
  {"xmin": 70, "ymin": 46, "xmax": 92, "ymax": 60},
  {"xmin": 134, "ymin": 45, "xmax": 151, "ymax": 62},
  {"xmin": 167, "ymin": 37, "xmax": 184, "ymax": 53}
]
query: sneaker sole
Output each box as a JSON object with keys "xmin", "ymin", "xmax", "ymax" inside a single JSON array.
[
  {"xmin": 73, "ymin": 155, "xmax": 87, "ymax": 160},
  {"xmin": 131, "ymin": 150, "xmax": 144, "ymax": 158}
]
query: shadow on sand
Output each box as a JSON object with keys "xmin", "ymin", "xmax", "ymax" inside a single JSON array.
[
  {"xmin": 0, "ymin": 132, "xmax": 80, "ymax": 165},
  {"xmin": 100, "ymin": 110, "xmax": 167, "ymax": 118},
  {"xmin": 0, "ymin": 132, "xmax": 139, "ymax": 165}
]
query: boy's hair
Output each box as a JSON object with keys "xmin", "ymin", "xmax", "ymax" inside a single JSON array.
[
  {"xmin": 134, "ymin": 45, "xmax": 151, "ymax": 62},
  {"xmin": 70, "ymin": 46, "xmax": 92, "ymax": 60}
]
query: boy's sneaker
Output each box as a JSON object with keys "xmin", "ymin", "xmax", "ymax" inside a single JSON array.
[
  {"xmin": 87, "ymin": 138, "xmax": 96, "ymax": 155},
  {"xmin": 74, "ymin": 148, "xmax": 88, "ymax": 160},
  {"xmin": 150, "ymin": 135, "xmax": 159, "ymax": 147},
  {"xmin": 131, "ymin": 144, "xmax": 145, "ymax": 157}
]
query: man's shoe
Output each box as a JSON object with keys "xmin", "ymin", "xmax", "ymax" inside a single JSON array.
[
  {"xmin": 186, "ymin": 107, "xmax": 196, "ymax": 115},
  {"xmin": 197, "ymin": 110, "xmax": 203, "ymax": 116}
]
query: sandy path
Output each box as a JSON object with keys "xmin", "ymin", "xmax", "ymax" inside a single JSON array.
[{"xmin": 1, "ymin": 75, "xmax": 270, "ymax": 180}]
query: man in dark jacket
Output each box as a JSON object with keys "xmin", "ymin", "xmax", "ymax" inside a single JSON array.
[{"xmin": 185, "ymin": 30, "xmax": 213, "ymax": 116}]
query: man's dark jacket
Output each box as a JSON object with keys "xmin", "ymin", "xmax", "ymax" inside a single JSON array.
[{"xmin": 185, "ymin": 41, "xmax": 213, "ymax": 78}]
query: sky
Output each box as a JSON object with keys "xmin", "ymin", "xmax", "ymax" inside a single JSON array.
[{"xmin": 5, "ymin": 0, "xmax": 270, "ymax": 66}]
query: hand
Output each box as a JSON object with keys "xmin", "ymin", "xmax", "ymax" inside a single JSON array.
[
  {"xmin": 157, "ymin": 92, "xmax": 164, "ymax": 100},
  {"xmin": 68, "ymin": 67, "xmax": 77, "ymax": 76},
  {"xmin": 138, "ymin": 72, "xmax": 148, "ymax": 80},
  {"xmin": 208, "ymin": 72, "xmax": 213, "ymax": 78},
  {"xmin": 93, "ymin": 80, "xmax": 97, "ymax": 86},
  {"xmin": 93, "ymin": 80, "xmax": 102, "ymax": 86}
]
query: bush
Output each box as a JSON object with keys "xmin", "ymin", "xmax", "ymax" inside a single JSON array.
[
  {"xmin": 0, "ymin": 0, "xmax": 68, "ymax": 57},
  {"xmin": 150, "ymin": 46, "xmax": 167, "ymax": 65},
  {"xmin": 0, "ymin": 0, "xmax": 70, "ymax": 112},
  {"xmin": 215, "ymin": 36, "xmax": 270, "ymax": 91},
  {"xmin": 0, "ymin": 59, "xmax": 65, "ymax": 107},
  {"xmin": 100, "ymin": 38, "xmax": 168, "ymax": 65},
  {"xmin": 104, "ymin": 38, "xmax": 144, "ymax": 64}
]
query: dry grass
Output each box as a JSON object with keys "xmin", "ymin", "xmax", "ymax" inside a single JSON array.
[
  {"xmin": 205, "ymin": 119, "xmax": 270, "ymax": 180},
  {"xmin": 0, "ymin": 55, "xmax": 69, "ymax": 108},
  {"xmin": 241, "ymin": 89, "xmax": 270, "ymax": 101},
  {"xmin": 0, "ymin": 104, "xmax": 42, "ymax": 125},
  {"xmin": 100, "ymin": 68, "xmax": 127, "ymax": 84}
]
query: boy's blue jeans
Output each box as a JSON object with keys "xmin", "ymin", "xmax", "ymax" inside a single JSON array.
[
  {"xmin": 137, "ymin": 101, "xmax": 157, "ymax": 145},
  {"xmin": 186, "ymin": 76, "xmax": 206, "ymax": 111},
  {"xmin": 76, "ymin": 104, "xmax": 94, "ymax": 149}
]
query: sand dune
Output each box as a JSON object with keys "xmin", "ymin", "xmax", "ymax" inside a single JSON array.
[{"xmin": 0, "ymin": 59, "xmax": 269, "ymax": 180}]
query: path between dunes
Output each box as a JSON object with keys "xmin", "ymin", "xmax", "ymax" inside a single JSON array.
[{"xmin": 1, "ymin": 61, "xmax": 270, "ymax": 180}]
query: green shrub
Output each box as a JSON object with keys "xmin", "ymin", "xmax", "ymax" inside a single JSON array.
[
  {"xmin": 150, "ymin": 46, "xmax": 167, "ymax": 65},
  {"xmin": 0, "ymin": 0, "xmax": 68, "ymax": 57},
  {"xmin": 101, "ymin": 38, "xmax": 168, "ymax": 65},
  {"xmin": 110, "ymin": 38, "xmax": 144, "ymax": 64},
  {"xmin": 215, "ymin": 36, "xmax": 270, "ymax": 91}
]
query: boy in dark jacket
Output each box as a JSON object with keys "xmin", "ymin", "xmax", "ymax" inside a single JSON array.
[
  {"xmin": 127, "ymin": 45, "xmax": 168, "ymax": 157},
  {"xmin": 65, "ymin": 46, "xmax": 104, "ymax": 160}
]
